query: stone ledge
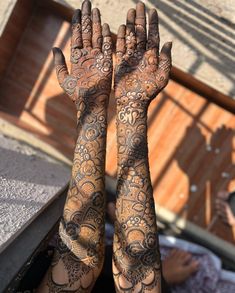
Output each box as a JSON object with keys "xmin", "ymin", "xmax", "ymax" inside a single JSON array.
[{"xmin": 0, "ymin": 132, "xmax": 70, "ymax": 253}]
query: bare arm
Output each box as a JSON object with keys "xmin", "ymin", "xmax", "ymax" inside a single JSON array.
[
  {"xmin": 113, "ymin": 2, "xmax": 172, "ymax": 292},
  {"xmin": 37, "ymin": 1, "xmax": 112, "ymax": 291}
]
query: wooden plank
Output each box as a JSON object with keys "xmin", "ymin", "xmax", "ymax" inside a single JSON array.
[{"xmin": 0, "ymin": 0, "xmax": 35, "ymax": 81}]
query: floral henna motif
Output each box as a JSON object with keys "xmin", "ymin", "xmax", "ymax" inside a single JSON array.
[
  {"xmin": 113, "ymin": 2, "xmax": 172, "ymax": 292},
  {"xmin": 41, "ymin": 1, "xmax": 113, "ymax": 292}
]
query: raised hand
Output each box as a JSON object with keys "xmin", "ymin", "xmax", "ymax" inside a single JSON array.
[
  {"xmin": 113, "ymin": 2, "xmax": 172, "ymax": 292},
  {"xmin": 37, "ymin": 1, "xmax": 112, "ymax": 292},
  {"xmin": 53, "ymin": 0, "xmax": 112, "ymax": 113},
  {"xmin": 115, "ymin": 2, "xmax": 172, "ymax": 110}
]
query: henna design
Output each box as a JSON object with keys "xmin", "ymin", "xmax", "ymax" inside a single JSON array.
[
  {"xmin": 62, "ymin": 76, "xmax": 77, "ymax": 96},
  {"xmin": 71, "ymin": 9, "xmax": 82, "ymax": 50},
  {"xmin": 38, "ymin": 1, "xmax": 113, "ymax": 292},
  {"xmin": 92, "ymin": 8, "xmax": 102, "ymax": 50},
  {"xmin": 55, "ymin": 65, "xmax": 69, "ymax": 87},
  {"xmin": 81, "ymin": 0, "xmax": 92, "ymax": 48},
  {"xmin": 71, "ymin": 46, "xmax": 82, "ymax": 64},
  {"xmin": 135, "ymin": 2, "xmax": 146, "ymax": 52},
  {"xmin": 113, "ymin": 3, "xmax": 172, "ymax": 292}
]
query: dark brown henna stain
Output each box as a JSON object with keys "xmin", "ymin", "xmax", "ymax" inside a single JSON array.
[
  {"xmin": 113, "ymin": 2, "xmax": 172, "ymax": 292},
  {"xmin": 81, "ymin": 0, "xmax": 92, "ymax": 48},
  {"xmin": 39, "ymin": 1, "xmax": 113, "ymax": 292},
  {"xmin": 92, "ymin": 8, "xmax": 102, "ymax": 50},
  {"xmin": 135, "ymin": 2, "xmax": 146, "ymax": 52}
]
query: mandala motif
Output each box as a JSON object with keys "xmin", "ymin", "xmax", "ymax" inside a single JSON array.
[
  {"xmin": 71, "ymin": 47, "xmax": 82, "ymax": 63},
  {"xmin": 62, "ymin": 76, "xmax": 77, "ymax": 96},
  {"xmin": 80, "ymin": 159, "xmax": 97, "ymax": 176}
]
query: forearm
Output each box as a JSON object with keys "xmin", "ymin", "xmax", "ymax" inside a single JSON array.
[
  {"xmin": 40, "ymin": 96, "xmax": 108, "ymax": 292},
  {"xmin": 113, "ymin": 99, "xmax": 161, "ymax": 292},
  {"xmin": 63, "ymin": 96, "xmax": 108, "ymax": 262}
]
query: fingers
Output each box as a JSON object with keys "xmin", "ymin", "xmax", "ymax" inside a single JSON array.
[
  {"xmin": 116, "ymin": 25, "xmax": 126, "ymax": 58},
  {"xmin": 135, "ymin": 2, "xmax": 146, "ymax": 51},
  {"xmin": 126, "ymin": 8, "xmax": 136, "ymax": 56},
  {"xmin": 71, "ymin": 9, "xmax": 82, "ymax": 49},
  {"xmin": 81, "ymin": 0, "xmax": 92, "ymax": 48},
  {"xmin": 92, "ymin": 8, "xmax": 102, "ymax": 51},
  {"xmin": 157, "ymin": 42, "xmax": 172, "ymax": 89},
  {"xmin": 147, "ymin": 9, "xmax": 159, "ymax": 54},
  {"xmin": 187, "ymin": 260, "xmax": 199, "ymax": 274},
  {"xmin": 71, "ymin": 10, "xmax": 82, "ymax": 64},
  {"xmin": 52, "ymin": 47, "xmax": 69, "ymax": 86},
  {"xmin": 102, "ymin": 23, "xmax": 112, "ymax": 57},
  {"xmin": 102, "ymin": 23, "xmax": 113, "ymax": 75}
]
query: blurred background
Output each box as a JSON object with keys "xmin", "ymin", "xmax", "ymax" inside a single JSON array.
[{"xmin": 0, "ymin": 0, "xmax": 235, "ymax": 290}]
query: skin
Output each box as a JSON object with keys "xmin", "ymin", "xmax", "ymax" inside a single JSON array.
[
  {"xmin": 107, "ymin": 203, "xmax": 199, "ymax": 286},
  {"xmin": 216, "ymin": 191, "xmax": 235, "ymax": 226},
  {"xmin": 162, "ymin": 249, "xmax": 199, "ymax": 285},
  {"xmin": 113, "ymin": 2, "xmax": 172, "ymax": 292},
  {"xmin": 37, "ymin": 1, "xmax": 112, "ymax": 292}
]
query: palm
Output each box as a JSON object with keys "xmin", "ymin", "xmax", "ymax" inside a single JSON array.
[
  {"xmin": 116, "ymin": 50, "xmax": 170, "ymax": 101},
  {"xmin": 63, "ymin": 48, "xmax": 112, "ymax": 101}
]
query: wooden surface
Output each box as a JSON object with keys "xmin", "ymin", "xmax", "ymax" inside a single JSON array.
[
  {"xmin": 0, "ymin": 4, "xmax": 234, "ymax": 244},
  {"xmin": 0, "ymin": 0, "xmax": 35, "ymax": 81},
  {"xmin": 106, "ymin": 80, "xmax": 235, "ymax": 243}
]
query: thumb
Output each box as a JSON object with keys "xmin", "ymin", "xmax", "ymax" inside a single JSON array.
[
  {"xmin": 157, "ymin": 42, "xmax": 172, "ymax": 90},
  {"xmin": 52, "ymin": 47, "xmax": 69, "ymax": 87}
]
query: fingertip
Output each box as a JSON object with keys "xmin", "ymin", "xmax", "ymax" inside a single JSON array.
[
  {"xmin": 136, "ymin": 1, "xmax": 145, "ymax": 10},
  {"xmin": 167, "ymin": 41, "xmax": 173, "ymax": 49},
  {"xmin": 52, "ymin": 47, "xmax": 58, "ymax": 55},
  {"xmin": 160, "ymin": 42, "xmax": 172, "ymax": 57},
  {"xmin": 163, "ymin": 41, "xmax": 173, "ymax": 51},
  {"xmin": 92, "ymin": 7, "xmax": 101, "ymax": 22},
  {"xmin": 128, "ymin": 8, "xmax": 136, "ymax": 14},
  {"xmin": 82, "ymin": 0, "xmax": 91, "ymax": 15},
  {"xmin": 52, "ymin": 47, "xmax": 65, "ymax": 65},
  {"xmin": 118, "ymin": 24, "xmax": 126, "ymax": 33},
  {"xmin": 127, "ymin": 8, "xmax": 136, "ymax": 24},
  {"xmin": 149, "ymin": 8, "xmax": 158, "ymax": 23},
  {"xmin": 72, "ymin": 9, "xmax": 81, "ymax": 24},
  {"xmin": 52, "ymin": 47, "xmax": 61, "ymax": 58},
  {"xmin": 102, "ymin": 23, "xmax": 111, "ymax": 37}
]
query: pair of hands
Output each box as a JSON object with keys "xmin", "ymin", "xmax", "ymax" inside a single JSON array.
[{"xmin": 52, "ymin": 0, "xmax": 172, "ymax": 110}]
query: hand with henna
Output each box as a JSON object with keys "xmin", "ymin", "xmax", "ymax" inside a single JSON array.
[
  {"xmin": 113, "ymin": 2, "xmax": 172, "ymax": 292},
  {"xmin": 115, "ymin": 3, "xmax": 172, "ymax": 111},
  {"xmin": 37, "ymin": 1, "xmax": 112, "ymax": 292},
  {"xmin": 53, "ymin": 1, "xmax": 112, "ymax": 116}
]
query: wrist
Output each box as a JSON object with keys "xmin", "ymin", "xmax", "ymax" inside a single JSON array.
[
  {"xmin": 116, "ymin": 90, "xmax": 150, "ymax": 108},
  {"xmin": 116, "ymin": 99, "xmax": 148, "ymax": 126},
  {"xmin": 75, "ymin": 95, "xmax": 108, "ymax": 121}
]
